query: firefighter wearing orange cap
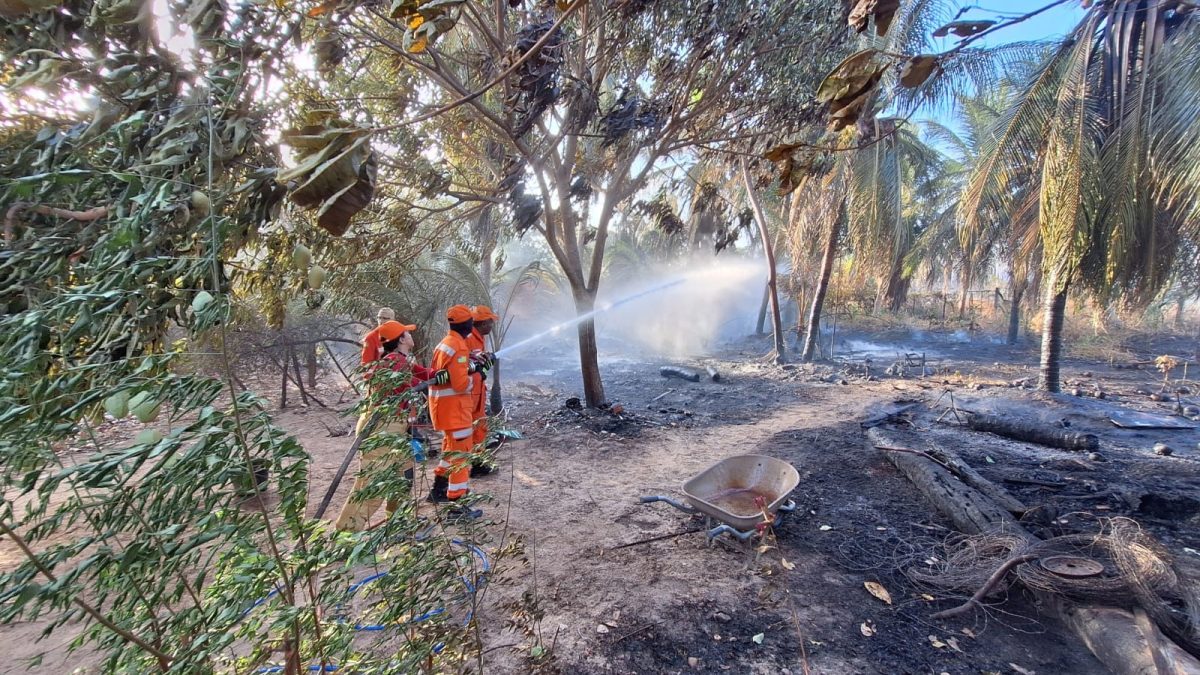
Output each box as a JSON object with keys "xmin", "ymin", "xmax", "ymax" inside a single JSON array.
[
  {"xmin": 427, "ymin": 305, "xmax": 482, "ymax": 517},
  {"xmin": 467, "ymin": 304, "xmax": 499, "ymax": 476}
]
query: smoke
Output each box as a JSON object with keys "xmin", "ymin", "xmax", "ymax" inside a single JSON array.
[
  {"xmin": 496, "ymin": 257, "xmax": 767, "ymax": 360},
  {"xmin": 597, "ymin": 258, "xmax": 764, "ymax": 357}
]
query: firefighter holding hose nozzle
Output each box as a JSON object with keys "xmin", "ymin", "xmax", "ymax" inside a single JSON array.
[{"xmin": 426, "ymin": 305, "xmax": 484, "ymax": 520}]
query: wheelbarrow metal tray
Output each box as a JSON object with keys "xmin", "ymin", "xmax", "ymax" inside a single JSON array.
[{"xmin": 682, "ymin": 455, "xmax": 799, "ymax": 531}]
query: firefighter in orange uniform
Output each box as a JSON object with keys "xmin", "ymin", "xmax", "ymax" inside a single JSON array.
[
  {"xmin": 426, "ymin": 305, "xmax": 482, "ymax": 518},
  {"xmin": 467, "ymin": 305, "xmax": 498, "ymax": 476}
]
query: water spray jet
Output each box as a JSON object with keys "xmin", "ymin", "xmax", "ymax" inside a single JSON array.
[{"xmin": 494, "ymin": 277, "xmax": 687, "ymax": 359}]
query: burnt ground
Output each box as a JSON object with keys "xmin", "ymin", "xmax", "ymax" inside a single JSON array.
[
  {"xmin": 4, "ymin": 327, "xmax": 1199, "ymax": 673},
  {"xmin": 462, "ymin": 328, "xmax": 1199, "ymax": 674}
]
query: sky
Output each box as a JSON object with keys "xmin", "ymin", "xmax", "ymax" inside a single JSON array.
[
  {"xmin": 946, "ymin": 0, "xmax": 1087, "ymax": 47},
  {"xmin": 921, "ymin": 0, "xmax": 1088, "ymax": 140}
]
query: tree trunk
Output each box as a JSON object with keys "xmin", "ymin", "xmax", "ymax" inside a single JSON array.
[
  {"xmin": 573, "ymin": 287, "xmax": 606, "ymax": 407},
  {"xmin": 1175, "ymin": 296, "xmax": 1185, "ymax": 330},
  {"xmin": 1039, "ymin": 276, "xmax": 1070, "ymax": 393},
  {"xmin": 802, "ymin": 218, "xmax": 839, "ymax": 362},
  {"xmin": 305, "ymin": 345, "xmax": 318, "ymax": 388},
  {"xmin": 1007, "ymin": 284, "xmax": 1025, "ymax": 345},
  {"xmin": 741, "ymin": 160, "xmax": 785, "ymax": 362},
  {"xmin": 288, "ymin": 347, "xmax": 313, "ymax": 406},
  {"xmin": 869, "ymin": 427, "xmax": 1022, "ymax": 535},
  {"xmin": 880, "ymin": 265, "xmax": 909, "ymax": 313},
  {"xmin": 967, "ymin": 414, "xmax": 1099, "ymax": 451},
  {"xmin": 794, "ymin": 289, "xmax": 807, "ymax": 343},
  {"xmin": 489, "ymin": 361, "xmax": 503, "ymax": 415},
  {"xmin": 280, "ymin": 360, "xmax": 288, "ymax": 409},
  {"xmin": 478, "ymin": 206, "xmax": 495, "ymax": 290},
  {"xmin": 873, "ymin": 424, "xmax": 1200, "ymax": 675},
  {"xmin": 755, "ymin": 283, "xmax": 769, "ymax": 336},
  {"xmin": 958, "ymin": 266, "xmax": 972, "ymax": 318}
]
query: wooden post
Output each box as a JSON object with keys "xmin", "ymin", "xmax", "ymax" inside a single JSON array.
[
  {"xmin": 280, "ymin": 360, "xmax": 288, "ymax": 409},
  {"xmin": 287, "ymin": 347, "xmax": 310, "ymax": 406}
]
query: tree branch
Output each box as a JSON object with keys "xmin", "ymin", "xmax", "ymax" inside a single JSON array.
[
  {"xmin": 5, "ymin": 202, "xmax": 109, "ymax": 242},
  {"xmin": 0, "ymin": 520, "xmax": 174, "ymax": 668},
  {"xmin": 364, "ymin": 0, "xmax": 587, "ymax": 132}
]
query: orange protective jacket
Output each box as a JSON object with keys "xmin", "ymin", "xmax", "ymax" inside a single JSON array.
[
  {"xmin": 361, "ymin": 327, "xmax": 383, "ymax": 365},
  {"xmin": 466, "ymin": 329, "xmax": 488, "ymax": 419},
  {"xmin": 428, "ymin": 330, "xmax": 474, "ymax": 430}
]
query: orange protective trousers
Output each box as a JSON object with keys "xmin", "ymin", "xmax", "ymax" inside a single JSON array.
[{"xmin": 433, "ymin": 426, "xmax": 473, "ymax": 499}]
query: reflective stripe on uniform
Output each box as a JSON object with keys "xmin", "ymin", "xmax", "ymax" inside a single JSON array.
[
  {"xmin": 450, "ymin": 428, "xmax": 472, "ymax": 440},
  {"xmin": 448, "ymin": 479, "xmax": 469, "ymax": 492},
  {"xmin": 428, "ymin": 380, "xmax": 472, "ymax": 397},
  {"xmin": 434, "ymin": 343, "xmax": 456, "ymax": 357}
]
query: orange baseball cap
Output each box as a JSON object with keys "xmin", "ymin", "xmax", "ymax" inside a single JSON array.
[
  {"xmin": 446, "ymin": 304, "xmax": 473, "ymax": 323},
  {"xmin": 377, "ymin": 320, "xmax": 416, "ymax": 341},
  {"xmin": 472, "ymin": 304, "xmax": 499, "ymax": 321}
]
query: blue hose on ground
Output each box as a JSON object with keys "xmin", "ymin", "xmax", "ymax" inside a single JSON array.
[{"xmin": 250, "ymin": 539, "xmax": 489, "ymax": 674}]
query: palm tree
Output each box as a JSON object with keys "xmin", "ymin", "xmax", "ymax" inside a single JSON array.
[
  {"xmin": 961, "ymin": 3, "xmax": 1200, "ymax": 392},
  {"xmin": 919, "ymin": 83, "xmax": 1044, "ymax": 339},
  {"xmin": 791, "ymin": 0, "xmax": 1040, "ymax": 361},
  {"xmin": 792, "ymin": 119, "xmax": 945, "ymax": 360}
]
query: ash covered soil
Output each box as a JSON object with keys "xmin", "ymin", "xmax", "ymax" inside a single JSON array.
[
  {"xmin": 8, "ymin": 327, "xmax": 1200, "ymax": 674},
  {"xmin": 456, "ymin": 329, "xmax": 1200, "ymax": 674}
]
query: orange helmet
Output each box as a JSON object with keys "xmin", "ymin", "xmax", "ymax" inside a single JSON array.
[
  {"xmin": 446, "ymin": 304, "xmax": 473, "ymax": 323},
  {"xmin": 472, "ymin": 305, "xmax": 499, "ymax": 322}
]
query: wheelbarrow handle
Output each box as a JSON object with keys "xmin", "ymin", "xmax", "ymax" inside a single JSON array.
[{"xmin": 639, "ymin": 495, "xmax": 697, "ymax": 513}]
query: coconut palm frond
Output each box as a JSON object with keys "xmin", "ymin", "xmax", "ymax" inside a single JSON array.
[
  {"xmin": 1038, "ymin": 12, "xmax": 1104, "ymax": 291},
  {"xmin": 1011, "ymin": 185, "xmax": 1042, "ymax": 267},
  {"xmin": 490, "ymin": 259, "xmax": 561, "ymax": 349},
  {"xmin": 787, "ymin": 164, "xmax": 848, "ymax": 265},
  {"xmin": 602, "ymin": 235, "xmax": 651, "ymax": 281},
  {"xmin": 904, "ymin": 202, "xmax": 957, "ymax": 285},
  {"xmin": 428, "ymin": 251, "xmax": 492, "ymax": 305},
  {"xmin": 1151, "ymin": 17, "xmax": 1200, "ymax": 233},
  {"xmin": 919, "ymin": 119, "xmax": 971, "ymax": 163},
  {"xmin": 957, "ymin": 18, "xmax": 1089, "ymax": 268},
  {"xmin": 882, "ymin": 0, "xmax": 957, "ymax": 56},
  {"xmin": 846, "ymin": 122, "xmax": 943, "ymax": 283}
]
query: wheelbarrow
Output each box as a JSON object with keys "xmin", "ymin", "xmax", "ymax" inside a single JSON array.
[{"xmin": 640, "ymin": 455, "xmax": 799, "ymax": 543}]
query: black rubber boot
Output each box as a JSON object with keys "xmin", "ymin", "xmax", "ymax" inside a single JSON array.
[
  {"xmin": 469, "ymin": 463, "xmax": 494, "ymax": 478},
  {"xmin": 426, "ymin": 475, "xmax": 449, "ymax": 503},
  {"xmin": 403, "ymin": 467, "xmax": 414, "ymax": 482}
]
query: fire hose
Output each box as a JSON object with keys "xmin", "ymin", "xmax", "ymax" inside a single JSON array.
[{"xmin": 250, "ymin": 537, "xmax": 490, "ymax": 673}]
